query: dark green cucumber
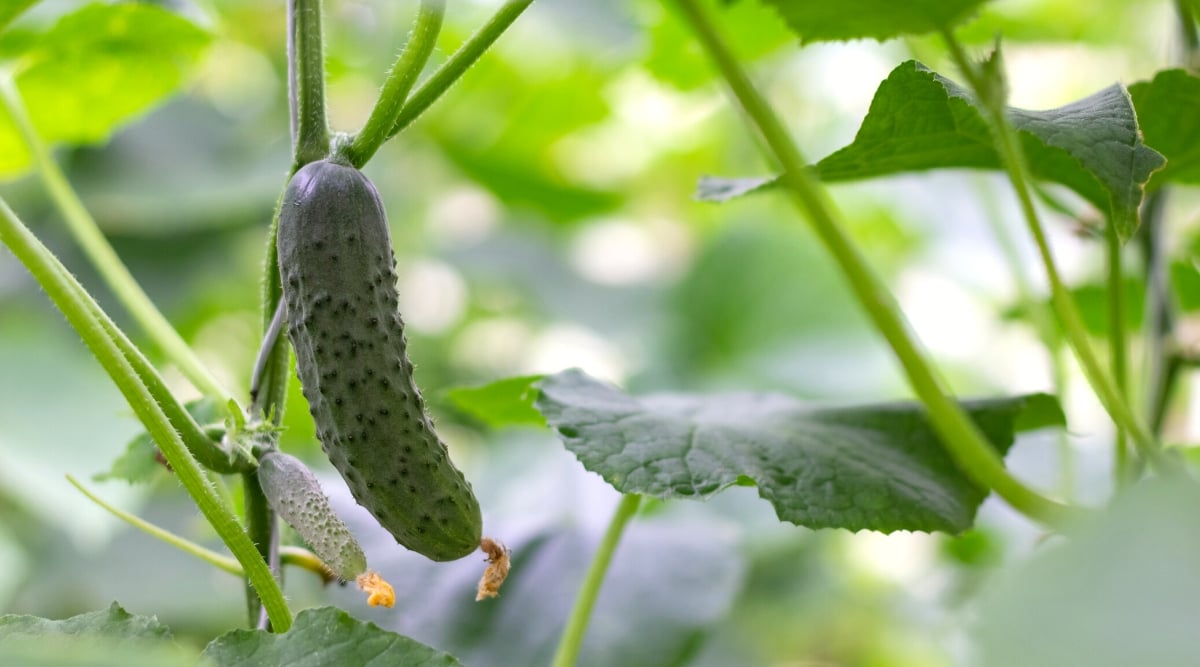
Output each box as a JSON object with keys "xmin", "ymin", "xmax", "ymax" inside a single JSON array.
[
  {"xmin": 257, "ymin": 450, "xmax": 367, "ymax": 580},
  {"xmin": 277, "ymin": 158, "xmax": 482, "ymax": 562}
]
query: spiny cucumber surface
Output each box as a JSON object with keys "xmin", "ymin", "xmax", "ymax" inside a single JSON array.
[{"xmin": 277, "ymin": 158, "xmax": 482, "ymax": 562}]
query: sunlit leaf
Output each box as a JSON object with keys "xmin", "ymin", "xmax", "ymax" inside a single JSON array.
[
  {"xmin": 203, "ymin": 607, "xmax": 463, "ymax": 667},
  {"xmin": 536, "ymin": 369, "xmax": 1063, "ymax": 533},
  {"xmin": 761, "ymin": 0, "xmax": 991, "ymax": 44},
  {"xmin": 0, "ymin": 0, "xmax": 39, "ymax": 34},
  {"xmin": 1128, "ymin": 68, "xmax": 1200, "ymax": 190},
  {"xmin": 0, "ymin": 3, "xmax": 211, "ymax": 179},
  {"xmin": 444, "ymin": 375, "xmax": 545, "ymax": 428},
  {"xmin": 700, "ymin": 60, "xmax": 1164, "ymax": 241}
]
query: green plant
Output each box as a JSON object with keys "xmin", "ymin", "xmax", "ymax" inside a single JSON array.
[{"xmin": 2, "ymin": 0, "xmax": 1200, "ymax": 665}]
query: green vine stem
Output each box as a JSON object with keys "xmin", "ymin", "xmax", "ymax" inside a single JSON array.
[
  {"xmin": 0, "ymin": 77, "xmax": 239, "ymax": 413},
  {"xmin": 0, "ymin": 199, "xmax": 293, "ymax": 632},
  {"xmin": 551, "ymin": 494, "xmax": 642, "ymax": 667},
  {"xmin": 289, "ymin": 0, "xmax": 330, "ymax": 167},
  {"xmin": 938, "ymin": 33, "xmax": 1166, "ymax": 471},
  {"xmin": 387, "ymin": 0, "xmax": 534, "ymax": 138},
  {"xmin": 669, "ymin": 0, "xmax": 1082, "ymax": 528},
  {"xmin": 1106, "ymin": 217, "xmax": 1131, "ymax": 485},
  {"xmin": 244, "ymin": 470, "xmax": 278, "ymax": 630},
  {"xmin": 344, "ymin": 0, "xmax": 445, "ymax": 168},
  {"xmin": 977, "ymin": 180, "xmax": 1074, "ymax": 497}
]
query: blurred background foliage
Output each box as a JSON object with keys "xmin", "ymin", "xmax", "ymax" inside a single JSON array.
[{"xmin": 1, "ymin": 0, "xmax": 1199, "ymax": 665}]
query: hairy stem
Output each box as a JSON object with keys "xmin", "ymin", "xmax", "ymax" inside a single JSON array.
[
  {"xmin": 0, "ymin": 199, "xmax": 292, "ymax": 631},
  {"xmin": 388, "ymin": 0, "xmax": 534, "ymax": 138},
  {"xmin": 551, "ymin": 494, "xmax": 642, "ymax": 667},
  {"xmin": 939, "ymin": 32, "xmax": 1166, "ymax": 472},
  {"xmin": 1106, "ymin": 218, "xmax": 1131, "ymax": 486},
  {"xmin": 289, "ymin": 0, "xmax": 330, "ymax": 167},
  {"xmin": 0, "ymin": 77, "xmax": 239, "ymax": 411},
  {"xmin": 345, "ymin": 0, "xmax": 445, "ymax": 167},
  {"xmin": 669, "ymin": 0, "xmax": 1082, "ymax": 527},
  {"xmin": 244, "ymin": 470, "xmax": 278, "ymax": 630}
]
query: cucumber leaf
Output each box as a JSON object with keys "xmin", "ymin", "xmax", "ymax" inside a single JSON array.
[
  {"xmin": 761, "ymin": 0, "xmax": 991, "ymax": 44},
  {"xmin": 1128, "ymin": 69, "xmax": 1200, "ymax": 190},
  {"xmin": 0, "ymin": 3, "xmax": 211, "ymax": 179},
  {"xmin": 535, "ymin": 369, "xmax": 1064, "ymax": 533},
  {"xmin": 444, "ymin": 375, "xmax": 546, "ymax": 428},
  {"xmin": 96, "ymin": 398, "xmax": 222, "ymax": 484},
  {"xmin": 699, "ymin": 60, "xmax": 1165, "ymax": 242},
  {"xmin": 0, "ymin": 602, "xmax": 194, "ymax": 667},
  {"xmin": 0, "ymin": 0, "xmax": 39, "ymax": 34},
  {"xmin": 203, "ymin": 607, "xmax": 464, "ymax": 667}
]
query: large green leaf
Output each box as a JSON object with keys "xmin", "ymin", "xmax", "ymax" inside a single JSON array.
[
  {"xmin": 1128, "ymin": 69, "xmax": 1200, "ymax": 190},
  {"xmin": 761, "ymin": 0, "xmax": 990, "ymax": 44},
  {"xmin": 444, "ymin": 375, "xmax": 546, "ymax": 428},
  {"xmin": 0, "ymin": 602, "xmax": 169, "ymax": 640},
  {"xmin": 0, "ymin": 3, "xmax": 211, "ymax": 179},
  {"xmin": 699, "ymin": 60, "xmax": 1165, "ymax": 241},
  {"xmin": 0, "ymin": 602, "xmax": 194, "ymax": 667},
  {"xmin": 975, "ymin": 478, "xmax": 1200, "ymax": 666},
  {"xmin": 535, "ymin": 369, "xmax": 1064, "ymax": 533},
  {"xmin": 203, "ymin": 607, "xmax": 463, "ymax": 667}
]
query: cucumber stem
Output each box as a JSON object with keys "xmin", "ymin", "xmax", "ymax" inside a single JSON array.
[
  {"xmin": 668, "ymin": 0, "xmax": 1082, "ymax": 528},
  {"xmin": 345, "ymin": 0, "xmax": 445, "ymax": 167},
  {"xmin": 551, "ymin": 494, "xmax": 642, "ymax": 667}
]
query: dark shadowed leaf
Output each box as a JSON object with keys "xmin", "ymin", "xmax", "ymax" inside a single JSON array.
[
  {"xmin": 761, "ymin": 0, "xmax": 991, "ymax": 44},
  {"xmin": 699, "ymin": 60, "xmax": 1164, "ymax": 241},
  {"xmin": 535, "ymin": 369, "xmax": 1064, "ymax": 533},
  {"xmin": 203, "ymin": 607, "xmax": 464, "ymax": 667},
  {"xmin": 0, "ymin": 3, "xmax": 211, "ymax": 178},
  {"xmin": 1128, "ymin": 69, "xmax": 1200, "ymax": 190}
]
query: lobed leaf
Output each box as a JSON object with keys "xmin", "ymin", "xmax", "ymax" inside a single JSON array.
[
  {"xmin": 700, "ymin": 60, "xmax": 1165, "ymax": 241},
  {"xmin": 203, "ymin": 607, "xmax": 463, "ymax": 667},
  {"xmin": 1128, "ymin": 68, "xmax": 1200, "ymax": 190},
  {"xmin": 761, "ymin": 0, "xmax": 991, "ymax": 44},
  {"xmin": 536, "ymin": 369, "xmax": 1064, "ymax": 533}
]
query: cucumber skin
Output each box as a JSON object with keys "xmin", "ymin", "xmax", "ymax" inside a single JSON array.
[
  {"xmin": 277, "ymin": 159, "xmax": 482, "ymax": 562},
  {"xmin": 257, "ymin": 451, "xmax": 367, "ymax": 580}
]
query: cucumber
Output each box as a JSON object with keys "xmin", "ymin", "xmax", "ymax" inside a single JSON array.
[
  {"xmin": 257, "ymin": 450, "xmax": 366, "ymax": 581},
  {"xmin": 276, "ymin": 158, "xmax": 482, "ymax": 562}
]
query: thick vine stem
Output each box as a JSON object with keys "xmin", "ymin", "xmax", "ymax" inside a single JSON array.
[
  {"xmin": 668, "ymin": 0, "xmax": 1082, "ymax": 528},
  {"xmin": 387, "ymin": 0, "xmax": 534, "ymax": 138},
  {"xmin": 0, "ymin": 199, "xmax": 292, "ymax": 632},
  {"xmin": 344, "ymin": 0, "xmax": 445, "ymax": 167},
  {"xmin": 551, "ymin": 494, "xmax": 642, "ymax": 667},
  {"xmin": 0, "ymin": 77, "xmax": 240, "ymax": 413},
  {"xmin": 289, "ymin": 0, "xmax": 330, "ymax": 167},
  {"xmin": 938, "ymin": 32, "xmax": 1168, "ymax": 473}
]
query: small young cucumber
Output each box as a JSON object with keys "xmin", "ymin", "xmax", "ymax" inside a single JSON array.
[
  {"xmin": 258, "ymin": 451, "xmax": 395, "ymax": 607},
  {"xmin": 277, "ymin": 158, "xmax": 482, "ymax": 562},
  {"xmin": 257, "ymin": 450, "xmax": 366, "ymax": 581}
]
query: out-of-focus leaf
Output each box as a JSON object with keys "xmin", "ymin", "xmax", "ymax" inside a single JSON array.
[
  {"xmin": 444, "ymin": 375, "xmax": 545, "ymax": 428},
  {"xmin": 203, "ymin": 607, "xmax": 463, "ymax": 667},
  {"xmin": 0, "ymin": 602, "xmax": 170, "ymax": 640},
  {"xmin": 761, "ymin": 0, "xmax": 991, "ymax": 44},
  {"xmin": 0, "ymin": 3, "xmax": 211, "ymax": 179},
  {"xmin": 95, "ymin": 398, "xmax": 223, "ymax": 484},
  {"xmin": 536, "ymin": 369, "xmax": 1064, "ymax": 533},
  {"xmin": 1128, "ymin": 69, "xmax": 1200, "ymax": 190},
  {"xmin": 646, "ymin": 0, "xmax": 793, "ymax": 90},
  {"xmin": 700, "ymin": 61, "xmax": 1165, "ymax": 242},
  {"xmin": 976, "ymin": 478, "xmax": 1200, "ymax": 667},
  {"xmin": 1005, "ymin": 276, "xmax": 1146, "ymax": 336},
  {"xmin": 0, "ymin": 0, "xmax": 39, "ymax": 34}
]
